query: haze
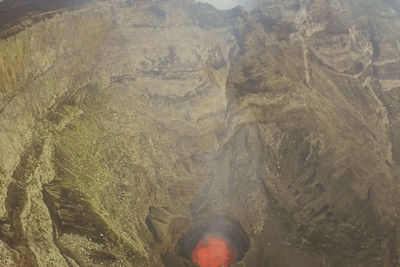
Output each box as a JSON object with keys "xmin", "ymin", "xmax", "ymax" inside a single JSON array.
[{"xmin": 197, "ymin": 0, "xmax": 256, "ymax": 10}]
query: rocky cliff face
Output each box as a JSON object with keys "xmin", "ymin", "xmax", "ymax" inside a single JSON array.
[{"xmin": 0, "ymin": 0, "xmax": 400, "ymax": 266}]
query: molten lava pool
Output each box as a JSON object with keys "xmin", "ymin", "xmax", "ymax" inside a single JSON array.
[{"xmin": 191, "ymin": 234, "xmax": 238, "ymax": 267}]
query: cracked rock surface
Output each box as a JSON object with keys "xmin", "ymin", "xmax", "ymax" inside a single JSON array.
[{"xmin": 0, "ymin": 0, "xmax": 400, "ymax": 266}]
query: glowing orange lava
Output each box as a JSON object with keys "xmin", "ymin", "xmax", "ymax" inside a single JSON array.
[{"xmin": 191, "ymin": 234, "xmax": 238, "ymax": 267}]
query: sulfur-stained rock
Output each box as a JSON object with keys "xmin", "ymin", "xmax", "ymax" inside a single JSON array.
[{"xmin": 0, "ymin": 0, "xmax": 400, "ymax": 266}]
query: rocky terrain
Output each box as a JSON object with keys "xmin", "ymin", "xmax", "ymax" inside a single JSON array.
[{"xmin": 0, "ymin": 0, "xmax": 400, "ymax": 266}]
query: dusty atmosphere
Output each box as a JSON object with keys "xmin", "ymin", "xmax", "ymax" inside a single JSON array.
[{"xmin": 0, "ymin": 0, "xmax": 400, "ymax": 266}]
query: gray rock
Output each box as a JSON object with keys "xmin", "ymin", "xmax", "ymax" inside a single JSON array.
[{"xmin": 0, "ymin": 0, "xmax": 400, "ymax": 266}]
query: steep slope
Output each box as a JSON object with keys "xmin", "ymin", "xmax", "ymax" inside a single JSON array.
[
  {"xmin": 0, "ymin": 0, "xmax": 399, "ymax": 266},
  {"xmin": 221, "ymin": 0, "xmax": 400, "ymax": 265}
]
